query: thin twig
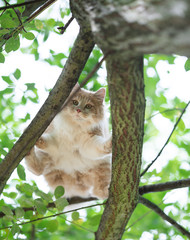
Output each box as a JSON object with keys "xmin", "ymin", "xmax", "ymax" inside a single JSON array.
[
  {"xmin": 139, "ymin": 178, "xmax": 190, "ymax": 195},
  {"xmin": 54, "ymin": 213, "xmax": 94, "ymax": 233},
  {"xmin": 0, "ymin": 202, "xmax": 104, "ymax": 231},
  {"xmin": 146, "ymin": 108, "xmax": 183, "ymax": 121},
  {"xmin": 0, "ymin": 0, "xmax": 45, "ymax": 11},
  {"xmin": 141, "ymin": 100, "xmax": 190, "ymax": 177},
  {"xmin": 139, "ymin": 196, "xmax": 190, "ymax": 238},
  {"xmin": 57, "ymin": 16, "xmax": 74, "ymax": 34}
]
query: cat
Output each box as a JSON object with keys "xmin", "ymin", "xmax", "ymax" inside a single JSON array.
[{"xmin": 25, "ymin": 83, "xmax": 112, "ymax": 199}]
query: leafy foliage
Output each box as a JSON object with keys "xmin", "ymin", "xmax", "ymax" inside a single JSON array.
[{"xmin": 0, "ymin": 1, "xmax": 190, "ymax": 240}]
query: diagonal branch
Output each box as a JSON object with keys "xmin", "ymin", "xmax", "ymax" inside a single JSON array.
[
  {"xmin": 141, "ymin": 100, "xmax": 190, "ymax": 177},
  {"xmin": 1, "ymin": 178, "xmax": 189, "ymax": 219},
  {"xmin": 139, "ymin": 196, "xmax": 190, "ymax": 238},
  {"xmin": 58, "ymin": 16, "xmax": 75, "ymax": 34},
  {"xmin": 0, "ymin": 197, "xmax": 98, "ymax": 218},
  {"xmin": 0, "ymin": 0, "xmax": 45, "ymax": 11},
  {"xmin": 139, "ymin": 178, "xmax": 190, "ymax": 195},
  {"xmin": 0, "ymin": 28, "xmax": 95, "ymax": 196}
]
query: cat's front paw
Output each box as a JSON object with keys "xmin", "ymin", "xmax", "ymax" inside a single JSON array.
[{"xmin": 104, "ymin": 136, "xmax": 112, "ymax": 154}]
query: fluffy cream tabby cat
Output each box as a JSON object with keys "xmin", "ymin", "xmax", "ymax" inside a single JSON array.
[{"xmin": 25, "ymin": 83, "xmax": 112, "ymax": 199}]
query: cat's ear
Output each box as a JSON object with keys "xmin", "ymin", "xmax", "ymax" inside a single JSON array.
[{"xmin": 94, "ymin": 88, "xmax": 106, "ymax": 102}]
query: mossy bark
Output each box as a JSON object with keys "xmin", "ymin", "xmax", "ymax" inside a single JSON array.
[{"xmin": 96, "ymin": 56, "xmax": 145, "ymax": 240}]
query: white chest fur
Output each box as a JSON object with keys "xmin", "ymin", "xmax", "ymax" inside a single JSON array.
[{"xmin": 42, "ymin": 112, "xmax": 110, "ymax": 174}]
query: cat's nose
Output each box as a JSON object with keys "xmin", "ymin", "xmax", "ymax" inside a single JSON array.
[{"xmin": 77, "ymin": 109, "xmax": 81, "ymax": 113}]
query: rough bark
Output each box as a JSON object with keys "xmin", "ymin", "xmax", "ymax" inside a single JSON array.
[
  {"xmin": 95, "ymin": 57, "xmax": 145, "ymax": 239},
  {"xmin": 0, "ymin": 28, "xmax": 94, "ymax": 195},
  {"xmin": 71, "ymin": 0, "xmax": 190, "ymax": 57},
  {"xmin": 71, "ymin": 1, "xmax": 145, "ymax": 239}
]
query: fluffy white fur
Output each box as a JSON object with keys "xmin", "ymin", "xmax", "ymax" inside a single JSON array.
[{"xmin": 25, "ymin": 85, "xmax": 112, "ymax": 199}]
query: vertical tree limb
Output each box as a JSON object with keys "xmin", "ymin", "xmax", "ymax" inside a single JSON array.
[
  {"xmin": 95, "ymin": 56, "xmax": 145, "ymax": 240},
  {"xmin": 0, "ymin": 28, "xmax": 95, "ymax": 195}
]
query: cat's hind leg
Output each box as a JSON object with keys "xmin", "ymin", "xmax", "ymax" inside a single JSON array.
[
  {"xmin": 90, "ymin": 162, "xmax": 111, "ymax": 199},
  {"xmin": 44, "ymin": 170, "xmax": 92, "ymax": 198}
]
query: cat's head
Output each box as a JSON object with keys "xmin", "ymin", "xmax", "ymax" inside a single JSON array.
[{"xmin": 64, "ymin": 84, "xmax": 106, "ymax": 125}]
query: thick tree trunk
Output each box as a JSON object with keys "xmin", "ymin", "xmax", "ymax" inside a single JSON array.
[
  {"xmin": 95, "ymin": 56, "xmax": 145, "ymax": 239},
  {"xmin": 71, "ymin": 0, "xmax": 190, "ymax": 57},
  {"xmin": 71, "ymin": 1, "xmax": 146, "ymax": 239}
]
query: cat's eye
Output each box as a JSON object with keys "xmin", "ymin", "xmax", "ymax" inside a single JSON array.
[
  {"xmin": 72, "ymin": 100, "xmax": 79, "ymax": 106},
  {"xmin": 85, "ymin": 104, "xmax": 93, "ymax": 109}
]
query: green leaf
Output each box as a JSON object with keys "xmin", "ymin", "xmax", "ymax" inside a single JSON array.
[
  {"xmin": 1, "ymin": 206, "xmax": 13, "ymax": 216},
  {"xmin": 184, "ymin": 58, "xmax": 190, "ymax": 71},
  {"xmin": 11, "ymin": 223, "xmax": 20, "ymax": 235},
  {"xmin": 23, "ymin": 32, "xmax": 35, "ymax": 40},
  {"xmin": 0, "ymin": 52, "xmax": 5, "ymax": 63},
  {"xmin": 24, "ymin": 210, "xmax": 34, "ymax": 220},
  {"xmin": 15, "ymin": 207, "xmax": 25, "ymax": 218},
  {"xmin": 1, "ymin": 16, "xmax": 17, "ymax": 28},
  {"xmin": 2, "ymin": 76, "xmax": 13, "ymax": 85},
  {"xmin": 13, "ymin": 68, "xmax": 21, "ymax": 80},
  {"xmin": 35, "ymin": 19, "xmax": 43, "ymax": 30},
  {"xmin": 35, "ymin": 189, "xmax": 52, "ymax": 202},
  {"xmin": 34, "ymin": 198, "xmax": 47, "ymax": 215},
  {"xmin": 19, "ymin": 197, "xmax": 34, "ymax": 207},
  {"xmin": 54, "ymin": 186, "xmax": 65, "ymax": 199},
  {"xmin": 17, "ymin": 164, "xmax": 26, "ymax": 180},
  {"xmin": 0, "ymin": 87, "xmax": 14, "ymax": 95},
  {"xmin": 0, "ymin": 29, "xmax": 10, "ymax": 35},
  {"xmin": 25, "ymin": 83, "xmax": 35, "ymax": 90},
  {"xmin": 46, "ymin": 220, "xmax": 59, "ymax": 232},
  {"xmin": 72, "ymin": 211, "xmax": 80, "ymax": 221},
  {"xmin": 3, "ymin": 192, "xmax": 17, "ymax": 199},
  {"xmin": 5, "ymin": 36, "xmax": 20, "ymax": 53},
  {"xmin": 55, "ymin": 198, "xmax": 68, "ymax": 212}
]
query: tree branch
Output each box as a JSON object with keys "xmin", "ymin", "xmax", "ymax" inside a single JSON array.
[
  {"xmin": 146, "ymin": 108, "xmax": 183, "ymax": 121},
  {"xmin": 0, "ymin": 28, "xmax": 95, "ymax": 196},
  {"xmin": 58, "ymin": 16, "xmax": 75, "ymax": 34},
  {"xmin": 0, "ymin": 0, "xmax": 45, "ymax": 11},
  {"xmin": 95, "ymin": 56, "xmax": 145, "ymax": 240},
  {"xmin": 1, "ymin": 178, "xmax": 189, "ymax": 219},
  {"xmin": 0, "ymin": 202, "xmax": 104, "ymax": 231},
  {"xmin": 141, "ymin": 100, "xmax": 190, "ymax": 177},
  {"xmin": 0, "ymin": 197, "xmax": 98, "ymax": 218},
  {"xmin": 70, "ymin": 0, "xmax": 190, "ymax": 57},
  {"xmin": 139, "ymin": 196, "xmax": 190, "ymax": 238},
  {"xmin": 139, "ymin": 178, "xmax": 190, "ymax": 195}
]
